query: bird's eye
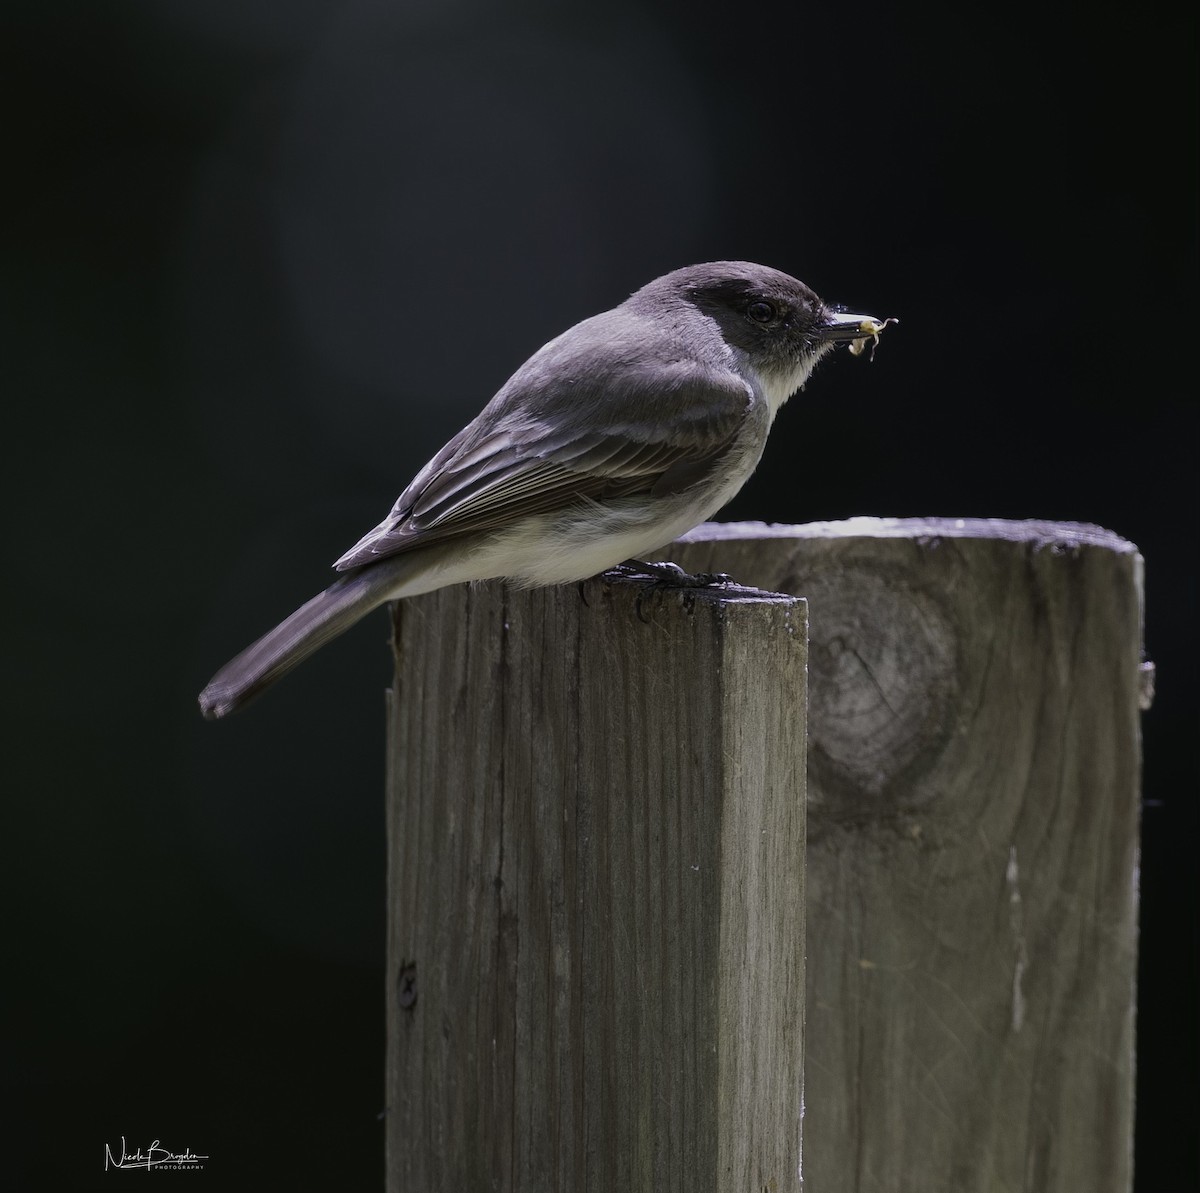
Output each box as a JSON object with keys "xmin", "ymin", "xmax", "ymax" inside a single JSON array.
[{"xmin": 747, "ymin": 301, "xmax": 776, "ymax": 323}]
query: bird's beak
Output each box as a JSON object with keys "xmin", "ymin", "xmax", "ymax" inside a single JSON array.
[
  {"xmin": 816, "ymin": 309, "xmax": 898, "ymax": 357},
  {"xmin": 817, "ymin": 310, "xmax": 890, "ymax": 342}
]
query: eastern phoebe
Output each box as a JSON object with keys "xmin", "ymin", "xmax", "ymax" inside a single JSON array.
[{"xmin": 199, "ymin": 261, "xmax": 892, "ymax": 719}]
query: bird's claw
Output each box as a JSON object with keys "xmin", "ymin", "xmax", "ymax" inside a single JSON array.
[
  {"xmin": 607, "ymin": 559, "xmax": 733, "ymax": 587},
  {"xmin": 603, "ymin": 559, "xmax": 734, "ymax": 622}
]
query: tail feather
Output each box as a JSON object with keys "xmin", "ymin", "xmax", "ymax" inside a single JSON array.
[{"xmin": 199, "ymin": 569, "xmax": 393, "ymax": 720}]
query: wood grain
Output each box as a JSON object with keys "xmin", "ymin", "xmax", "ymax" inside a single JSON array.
[
  {"xmin": 385, "ymin": 574, "xmax": 808, "ymax": 1192},
  {"xmin": 672, "ymin": 518, "xmax": 1143, "ymax": 1193}
]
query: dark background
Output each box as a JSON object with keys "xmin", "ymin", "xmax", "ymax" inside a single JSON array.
[{"xmin": 5, "ymin": 1, "xmax": 1195, "ymax": 1189}]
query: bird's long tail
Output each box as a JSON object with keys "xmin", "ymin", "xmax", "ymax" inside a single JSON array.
[{"xmin": 199, "ymin": 565, "xmax": 399, "ymax": 720}]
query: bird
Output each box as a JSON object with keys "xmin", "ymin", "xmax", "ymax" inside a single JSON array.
[{"xmin": 199, "ymin": 261, "xmax": 893, "ymax": 719}]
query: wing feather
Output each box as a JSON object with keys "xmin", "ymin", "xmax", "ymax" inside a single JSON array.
[{"xmin": 334, "ymin": 358, "xmax": 754, "ymax": 571}]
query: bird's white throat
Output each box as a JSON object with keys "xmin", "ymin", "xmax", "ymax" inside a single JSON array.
[{"xmin": 741, "ymin": 345, "xmax": 832, "ymax": 419}]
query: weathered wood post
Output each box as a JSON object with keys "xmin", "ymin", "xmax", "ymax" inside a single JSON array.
[
  {"xmin": 385, "ymin": 575, "xmax": 809, "ymax": 1191},
  {"xmin": 673, "ymin": 518, "xmax": 1144, "ymax": 1193}
]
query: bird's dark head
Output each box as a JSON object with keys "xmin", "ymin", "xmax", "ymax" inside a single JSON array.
[{"xmin": 626, "ymin": 261, "xmax": 890, "ymax": 410}]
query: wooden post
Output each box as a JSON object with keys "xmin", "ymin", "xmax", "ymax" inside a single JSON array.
[
  {"xmin": 672, "ymin": 518, "xmax": 1144, "ymax": 1193},
  {"xmin": 385, "ymin": 575, "xmax": 808, "ymax": 1192}
]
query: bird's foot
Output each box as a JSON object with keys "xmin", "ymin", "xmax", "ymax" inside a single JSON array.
[
  {"xmin": 605, "ymin": 558, "xmax": 733, "ymax": 588},
  {"xmin": 604, "ymin": 559, "xmax": 734, "ymax": 622}
]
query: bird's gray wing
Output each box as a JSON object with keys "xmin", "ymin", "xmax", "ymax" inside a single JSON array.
[{"xmin": 334, "ymin": 368, "xmax": 753, "ymax": 571}]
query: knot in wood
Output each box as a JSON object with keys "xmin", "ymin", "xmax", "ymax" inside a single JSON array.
[{"xmin": 804, "ymin": 568, "xmax": 957, "ymax": 815}]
